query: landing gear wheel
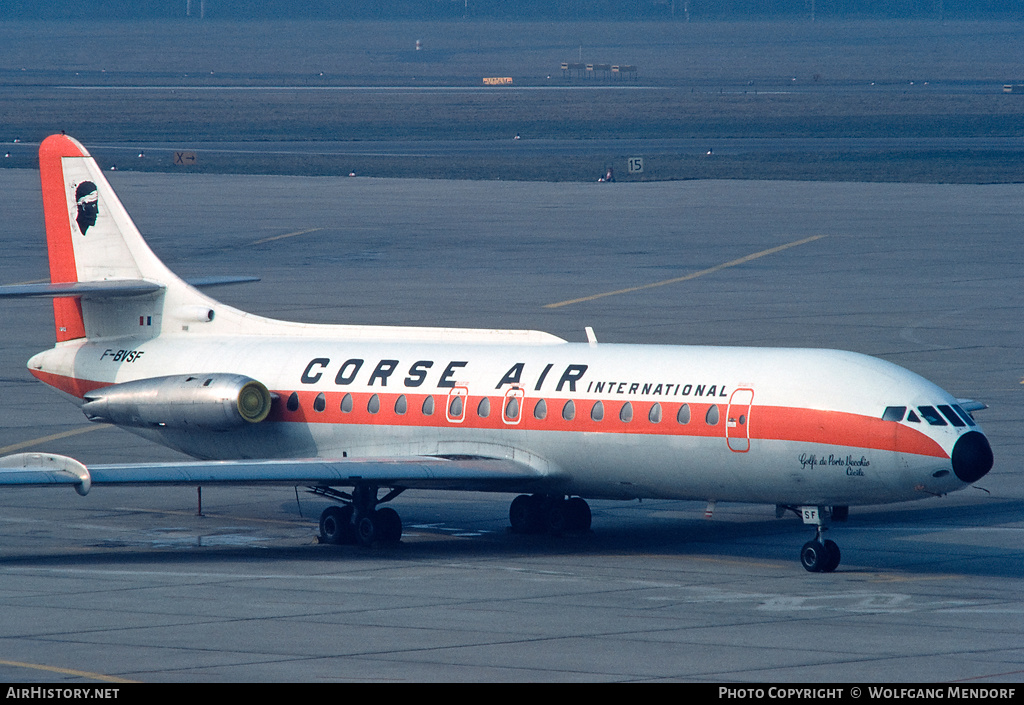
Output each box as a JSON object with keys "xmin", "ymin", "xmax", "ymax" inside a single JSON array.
[
  {"xmin": 319, "ymin": 505, "xmax": 354, "ymax": 545},
  {"xmin": 821, "ymin": 539, "xmax": 841, "ymax": 573},
  {"xmin": 509, "ymin": 494, "xmax": 542, "ymax": 534},
  {"xmin": 800, "ymin": 540, "xmax": 826, "ymax": 572},
  {"xmin": 355, "ymin": 513, "xmax": 378, "ymax": 547},
  {"xmin": 375, "ymin": 507, "xmax": 403, "ymax": 544},
  {"xmin": 510, "ymin": 495, "xmax": 592, "ymax": 535},
  {"xmin": 544, "ymin": 500, "xmax": 568, "ymax": 535},
  {"xmin": 565, "ymin": 497, "xmax": 592, "ymax": 533},
  {"xmin": 800, "ymin": 539, "xmax": 841, "ymax": 573}
]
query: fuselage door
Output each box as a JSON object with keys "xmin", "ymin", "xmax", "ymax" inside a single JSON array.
[{"xmin": 726, "ymin": 388, "xmax": 754, "ymax": 452}]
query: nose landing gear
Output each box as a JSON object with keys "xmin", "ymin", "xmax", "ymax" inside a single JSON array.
[
  {"xmin": 800, "ymin": 534, "xmax": 841, "ymax": 573},
  {"xmin": 781, "ymin": 504, "xmax": 845, "ymax": 573}
]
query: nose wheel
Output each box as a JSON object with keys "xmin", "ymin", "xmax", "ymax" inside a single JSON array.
[
  {"xmin": 784, "ymin": 505, "xmax": 843, "ymax": 573},
  {"xmin": 800, "ymin": 537, "xmax": 841, "ymax": 573}
]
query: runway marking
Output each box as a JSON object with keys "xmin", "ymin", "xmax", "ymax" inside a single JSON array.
[
  {"xmin": 0, "ymin": 425, "xmax": 106, "ymax": 455},
  {"xmin": 543, "ymin": 234, "xmax": 828, "ymax": 308},
  {"xmin": 251, "ymin": 227, "xmax": 323, "ymax": 245},
  {"xmin": 0, "ymin": 658, "xmax": 137, "ymax": 683}
]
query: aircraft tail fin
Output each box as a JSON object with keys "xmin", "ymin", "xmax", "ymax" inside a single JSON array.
[
  {"xmin": 6, "ymin": 134, "xmax": 561, "ymax": 349},
  {"xmin": 35, "ymin": 134, "xmax": 194, "ymax": 342}
]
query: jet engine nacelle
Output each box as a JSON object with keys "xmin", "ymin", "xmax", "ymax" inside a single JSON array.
[{"xmin": 81, "ymin": 373, "xmax": 272, "ymax": 431}]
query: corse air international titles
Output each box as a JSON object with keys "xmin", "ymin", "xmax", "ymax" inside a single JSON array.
[{"xmin": 0, "ymin": 135, "xmax": 995, "ymax": 572}]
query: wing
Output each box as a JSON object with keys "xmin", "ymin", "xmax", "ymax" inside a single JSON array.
[{"xmin": 0, "ymin": 452, "xmax": 554, "ymax": 496}]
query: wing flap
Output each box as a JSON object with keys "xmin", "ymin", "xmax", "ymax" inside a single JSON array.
[{"xmin": 0, "ymin": 453, "xmax": 552, "ymax": 495}]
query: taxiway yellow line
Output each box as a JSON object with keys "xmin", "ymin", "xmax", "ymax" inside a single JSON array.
[
  {"xmin": 0, "ymin": 658, "xmax": 137, "ymax": 683},
  {"xmin": 0, "ymin": 425, "xmax": 106, "ymax": 456},
  {"xmin": 543, "ymin": 234, "xmax": 828, "ymax": 309},
  {"xmin": 251, "ymin": 227, "xmax": 323, "ymax": 245}
]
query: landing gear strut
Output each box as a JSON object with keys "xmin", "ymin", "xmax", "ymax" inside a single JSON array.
[
  {"xmin": 314, "ymin": 483, "xmax": 405, "ymax": 546},
  {"xmin": 508, "ymin": 494, "xmax": 592, "ymax": 535}
]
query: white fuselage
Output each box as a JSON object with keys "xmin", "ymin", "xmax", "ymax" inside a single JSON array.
[{"xmin": 29, "ymin": 331, "xmax": 975, "ymax": 506}]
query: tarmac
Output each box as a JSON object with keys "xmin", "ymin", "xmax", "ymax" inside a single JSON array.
[{"xmin": 0, "ymin": 168, "xmax": 1020, "ymax": 682}]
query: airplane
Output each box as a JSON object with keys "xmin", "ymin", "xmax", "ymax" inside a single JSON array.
[{"xmin": 0, "ymin": 134, "xmax": 995, "ymax": 572}]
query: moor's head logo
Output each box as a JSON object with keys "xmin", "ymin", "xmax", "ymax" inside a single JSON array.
[{"xmin": 75, "ymin": 181, "xmax": 98, "ymax": 235}]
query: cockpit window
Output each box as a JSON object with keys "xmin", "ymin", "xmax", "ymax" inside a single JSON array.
[
  {"xmin": 937, "ymin": 405, "xmax": 966, "ymax": 428},
  {"xmin": 951, "ymin": 404, "xmax": 977, "ymax": 427},
  {"xmin": 882, "ymin": 406, "xmax": 906, "ymax": 422},
  {"xmin": 906, "ymin": 410, "xmax": 920, "ymax": 423},
  {"xmin": 917, "ymin": 406, "xmax": 947, "ymax": 426}
]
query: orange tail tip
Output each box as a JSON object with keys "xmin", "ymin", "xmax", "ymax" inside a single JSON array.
[{"xmin": 39, "ymin": 134, "xmax": 92, "ymax": 342}]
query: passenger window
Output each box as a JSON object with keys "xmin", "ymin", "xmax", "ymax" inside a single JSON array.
[
  {"xmin": 951, "ymin": 404, "xmax": 977, "ymax": 427},
  {"xmin": 422, "ymin": 395, "xmax": 434, "ymax": 416},
  {"xmin": 705, "ymin": 404, "xmax": 720, "ymax": 425},
  {"xmin": 677, "ymin": 403, "xmax": 690, "ymax": 425},
  {"xmin": 449, "ymin": 396, "xmax": 463, "ymax": 417},
  {"xmin": 533, "ymin": 398, "xmax": 547, "ymax": 420},
  {"xmin": 395, "ymin": 395, "xmax": 407, "ymax": 415},
  {"xmin": 937, "ymin": 405, "xmax": 966, "ymax": 427},
  {"xmin": 882, "ymin": 406, "xmax": 906, "ymax": 422},
  {"xmin": 341, "ymin": 392, "xmax": 353, "ymax": 413},
  {"xmin": 917, "ymin": 406, "xmax": 947, "ymax": 426},
  {"xmin": 648, "ymin": 402, "xmax": 662, "ymax": 423},
  {"xmin": 313, "ymin": 392, "xmax": 326, "ymax": 412},
  {"xmin": 505, "ymin": 396, "xmax": 520, "ymax": 420},
  {"xmin": 562, "ymin": 400, "xmax": 575, "ymax": 421},
  {"xmin": 619, "ymin": 402, "xmax": 633, "ymax": 423},
  {"xmin": 367, "ymin": 394, "xmax": 380, "ymax": 414},
  {"xmin": 591, "ymin": 401, "xmax": 604, "ymax": 421},
  {"xmin": 286, "ymin": 392, "xmax": 299, "ymax": 412},
  {"xmin": 477, "ymin": 397, "xmax": 490, "ymax": 418}
]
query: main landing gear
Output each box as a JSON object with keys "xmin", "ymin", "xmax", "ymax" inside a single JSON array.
[
  {"xmin": 508, "ymin": 494, "xmax": 592, "ymax": 535},
  {"xmin": 315, "ymin": 484, "xmax": 404, "ymax": 547},
  {"xmin": 314, "ymin": 488, "xmax": 593, "ymax": 546},
  {"xmin": 780, "ymin": 504, "xmax": 847, "ymax": 573}
]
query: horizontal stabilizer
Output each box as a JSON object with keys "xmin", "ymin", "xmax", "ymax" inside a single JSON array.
[
  {"xmin": 185, "ymin": 275, "xmax": 261, "ymax": 289},
  {"xmin": 0, "ymin": 453, "xmax": 551, "ymax": 495},
  {"xmin": 0, "ymin": 280, "xmax": 163, "ymax": 299}
]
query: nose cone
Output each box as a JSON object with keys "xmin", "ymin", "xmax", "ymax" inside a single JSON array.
[{"xmin": 951, "ymin": 431, "xmax": 994, "ymax": 483}]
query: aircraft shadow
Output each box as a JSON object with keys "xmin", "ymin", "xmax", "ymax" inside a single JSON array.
[{"xmin": 0, "ymin": 498, "xmax": 1020, "ymax": 579}]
